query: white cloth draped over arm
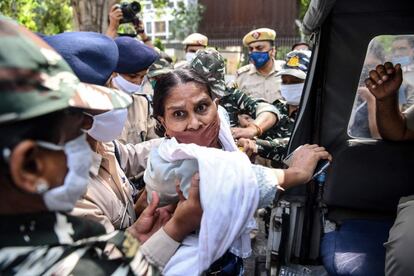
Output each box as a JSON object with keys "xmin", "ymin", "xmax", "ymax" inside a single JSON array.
[
  {"xmin": 159, "ymin": 138, "xmax": 259, "ymax": 275},
  {"xmin": 144, "ymin": 107, "xmax": 279, "ymax": 275}
]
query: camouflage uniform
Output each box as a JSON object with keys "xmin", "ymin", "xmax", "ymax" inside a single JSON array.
[
  {"xmin": 142, "ymin": 58, "xmax": 173, "ymax": 95},
  {"xmin": 190, "ymin": 48, "xmax": 280, "ymax": 127},
  {"xmin": 255, "ymin": 99, "xmax": 297, "ymax": 167},
  {"xmin": 220, "ymin": 87, "xmax": 279, "ymax": 127},
  {"xmin": 254, "ymin": 50, "xmax": 311, "ymax": 167},
  {"xmin": 0, "ymin": 212, "xmax": 160, "ymax": 275},
  {"xmin": 0, "ymin": 17, "xmax": 177, "ymax": 275}
]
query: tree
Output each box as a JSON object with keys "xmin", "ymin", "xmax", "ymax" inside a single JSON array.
[
  {"xmin": 299, "ymin": 0, "xmax": 311, "ymax": 20},
  {"xmin": 71, "ymin": 0, "xmax": 117, "ymax": 33},
  {"xmin": 170, "ymin": 1, "xmax": 205, "ymax": 40},
  {"xmin": 0, "ymin": 0, "xmax": 73, "ymax": 34}
]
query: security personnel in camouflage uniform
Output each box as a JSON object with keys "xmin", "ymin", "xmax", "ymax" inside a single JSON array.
[
  {"xmin": 142, "ymin": 57, "xmax": 174, "ymax": 95},
  {"xmin": 235, "ymin": 28, "xmax": 284, "ymax": 103},
  {"xmin": 239, "ymin": 50, "xmax": 311, "ymax": 167},
  {"xmin": 190, "ymin": 48, "xmax": 281, "ymax": 140},
  {"xmin": 0, "ymin": 18, "xmax": 202, "ymax": 275}
]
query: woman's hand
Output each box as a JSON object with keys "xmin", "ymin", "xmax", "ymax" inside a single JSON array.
[
  {"xmin": 163, "ymin": 173, "xmax": 203, "ymax": 242},
  {"xmin": 280, "ymin": 144, "xmax": 332, "ymax": 190}
]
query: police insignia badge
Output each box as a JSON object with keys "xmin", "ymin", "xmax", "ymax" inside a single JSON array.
[
  {"xmin": 252, "ymin": 32, "xmax": 261, "ymax": 39},
  {"xmin": 287, "ymin": 56, "xmax": 300, "ymax": 67}
]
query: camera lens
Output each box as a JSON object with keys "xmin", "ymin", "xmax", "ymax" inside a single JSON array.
[{"xmin": 130, "ymin": 1, "xmax": 141, "ymax": 13}]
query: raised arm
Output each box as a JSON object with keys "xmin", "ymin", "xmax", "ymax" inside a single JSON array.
[{"xmin": 365, "ymin": 62, "xmax": 414, "ymax": 140}]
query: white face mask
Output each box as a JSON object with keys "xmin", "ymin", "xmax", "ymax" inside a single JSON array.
[
  {"xmin": 113, "ymin": 75, "xmax": 142, "ymax": 94},
  {"xmin": 85, "ymin": 109, "xmax": 128, "ymax": 142},
  {"xmin": 185, "ymin": 52, "xmax": 196, "ymax": 63},
  {"xmin": 36, "ymin": 134, "xmax": 92, "ymax": 211},
  {"xmin": 280, "ymin": 83, "xmax": 304, "ymax": 105}
]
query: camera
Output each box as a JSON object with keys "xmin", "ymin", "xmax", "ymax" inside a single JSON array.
[{"xmin": 116, "ymin": 1, "xmax": 141, "ymax": 24}]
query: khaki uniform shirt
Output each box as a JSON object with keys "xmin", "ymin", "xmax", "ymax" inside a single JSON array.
[
  {"xmin": 235, "ymin": 59, "xmax": 284, "ymax": 103},
  {"xmin": 71, "ymin": 142, "xmax": 137, "ymax": 233},
  {"xmin": 71, "ymin": 139, "xmax": 161, "ymax": 233},
  {"xmin": 119, "ymin": 94, "xmax": 158, "ymax": 144},
  {"xmin": 109, "ymin": 79, "xmax": 158, "ymax": 144}
]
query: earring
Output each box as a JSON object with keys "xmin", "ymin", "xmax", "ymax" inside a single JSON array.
[
  {"xmin": 35, "ymin": 179, "xmax": 49, "ymax": 194},
  {"xmin": 2, "ymin": 148, "xmax": 11, "ymax": 163}
]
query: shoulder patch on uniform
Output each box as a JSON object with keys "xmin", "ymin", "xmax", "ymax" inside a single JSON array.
[{"xmin": 236, "ymin": 65, "xmax": 251, "ymax": 75}]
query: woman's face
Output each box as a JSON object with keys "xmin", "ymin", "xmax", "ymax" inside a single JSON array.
[{"xmin": 159, "ymin": 82, "xmax": 218, "ymax": 133}]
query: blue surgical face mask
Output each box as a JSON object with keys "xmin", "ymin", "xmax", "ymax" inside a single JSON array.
[
  {"xmin": 249, "ymin": 51, "xmax": 271, "ymax": 69},
  {"xmin": 392, "ymin": 56, "xmax": 412, "ymax": 67}
]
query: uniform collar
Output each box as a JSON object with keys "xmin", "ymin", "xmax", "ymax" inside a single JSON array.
[
  {"xmin": 248, "ymin": 58, "xmax": 279, "ymax": 76},
  {"xmin": 0, "ymin": 212, "xmax": 106, "ymax": 247},
  {"xmin": 90, "ymin": 150, "xmax": 103, "ymax": 177},
  {"xmin": 90, "ymin": 142, "xmax": 117, "ymax": 177}
]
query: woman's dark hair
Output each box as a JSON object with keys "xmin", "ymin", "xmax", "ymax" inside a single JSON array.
[
  {"xmin": 153, "ymin": 68, "xmax": 212, "ymax": 118},
  {"xmin": 152, "ymin": 68, "xmax": 212, "ymax": 136}
]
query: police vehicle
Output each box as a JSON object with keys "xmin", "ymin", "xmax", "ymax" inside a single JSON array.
[{"xmin": 266, "ymin": 0, "xmax": 414, "ymax": 275}]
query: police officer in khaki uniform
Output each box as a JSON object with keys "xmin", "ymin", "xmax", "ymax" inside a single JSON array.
[
  {"xmin": 174, "ymin": 32, "xmax": 208, "ymax": 69},
  {"xmin": 44, "ymin": 31, "xmax": 161, "ymax": 232},
  {"xmin": 0, "ymin": 17, "xmax": 203, "ymax": 275},
  {"xmin": 235, "ymin": 28, "xmax": 284, "ymax": 103},
  {"xmin": 109, "ymin": 36, "xmax": 159, "ymax": 145}
]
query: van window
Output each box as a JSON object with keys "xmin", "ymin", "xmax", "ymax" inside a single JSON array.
[{"xmin": 348, "ymin": 35, "xmax": 414, "ymax": 139}]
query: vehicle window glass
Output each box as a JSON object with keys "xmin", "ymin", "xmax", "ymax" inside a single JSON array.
[{"xmin": 348, "ymin": 35, "xmax": 414, "ymax": 139}]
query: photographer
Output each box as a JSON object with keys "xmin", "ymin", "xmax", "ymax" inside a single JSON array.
[{"xmin": 106, "ymin": 3, "xmax": 153, "ymax": 48}]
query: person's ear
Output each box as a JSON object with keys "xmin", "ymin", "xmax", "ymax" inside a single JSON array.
[
  {"xmin": 270, "ymin": 47, "xmax": 276, "ymax": 58},
  {"xmin": 157, "ymin": 116, "xmax": 170, "ymax": 137},
  {"xmin": 9, "ymin": 141, "xmax": 49, "ymax": 194},
  {"xmin": 81, "ymin": 113, "xmax": 94, "ymax": 131}
]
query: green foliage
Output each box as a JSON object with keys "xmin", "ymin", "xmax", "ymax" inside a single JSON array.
[
  {"xmin": 299, "ymin": 0, "xmax": 311, "ymax": 20},
  {"xmin": 118, "ymin": 23, "xmax": 136, "ymax": 35},
  {"xmin": 170, "ymin": 1, "xmax": 205, "ymax": 40},
  {"xmin": 276, "ymin": 46, "xmax": 291, "ymax": 60},
  {"xmin": 0, "ymin": 0, "xmax": 73, "ymax": 34},
  {"xmin": 374, "ymin": 35, "xmax": 395, "ymax": 56},
  {"xmin": 154, "ymin": 37, "xmax": 165, "ymax": 51},
  {"xmin": 152, "ymin": 0, "xmax": 168, "ymax": 9}
]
